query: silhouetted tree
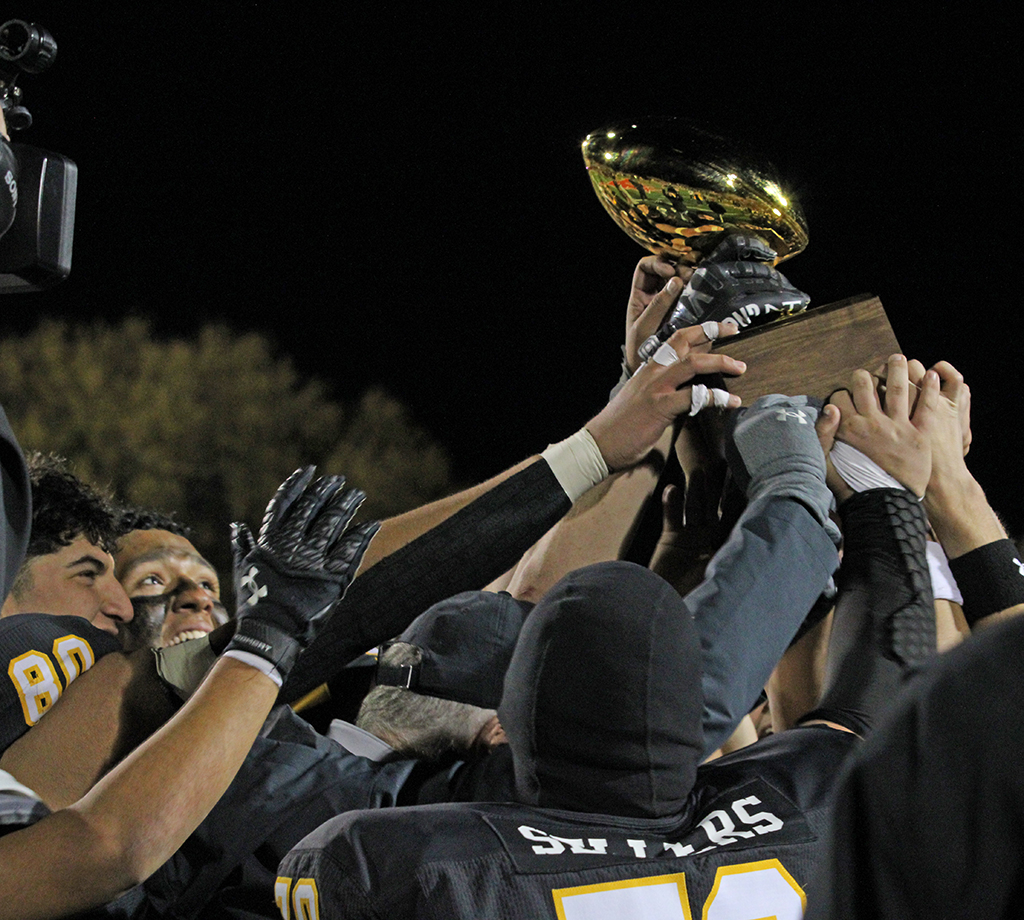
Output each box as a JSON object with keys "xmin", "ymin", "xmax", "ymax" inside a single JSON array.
[{"xmin": 0, "ymin": 319, "xmax": 452, "ymax": 580}]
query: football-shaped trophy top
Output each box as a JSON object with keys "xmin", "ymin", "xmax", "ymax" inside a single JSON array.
[{"xmin": 582, "ymin": 118, "xmax": 808, "ymax": 265}]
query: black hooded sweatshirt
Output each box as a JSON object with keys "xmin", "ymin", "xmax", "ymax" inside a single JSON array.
[{"xmin": 279, "ymin": 562, "xmax": 856, "ymax": 919}]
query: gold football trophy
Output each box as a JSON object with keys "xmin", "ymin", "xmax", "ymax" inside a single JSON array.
[{"xmin": 582, "ymin": 118, "xmax": 899, "ymax": 402}]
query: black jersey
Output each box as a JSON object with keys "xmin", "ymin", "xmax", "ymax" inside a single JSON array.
[
  {"xmin": 278, "ymin": 725, "xmax": 857, "ymax": 920},
  {"xmin": 807, "ymin": 613, "xmax": 1024, "ymax": 919},
  {"xmin": 0, "ymin": 613, "xmax": 121, "ymax": 755},
  {"xmin": 279, "ymin": 560, "xmax": 857, "ymax": 920}
]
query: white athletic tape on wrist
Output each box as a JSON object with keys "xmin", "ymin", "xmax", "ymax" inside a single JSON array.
[
  {"xmin": 927, "ymin": 540, "xmax": 963, "ymax": 604},
  {"xmin": 830, "ymin": 440, "xmax": 904, "ymax": 492},
  {"xmin": 688, "ymin": 384, "xmax": 733, "ymax": 416},
  {"xmin": 651, "ymin": 341, "xmax": 679, "ymax": 366},
  {"xmin": 222, "ymin": 649, "xmax": 284, "ymax": 687},
  {"xmin": 542, "ymin": 427, "xmax": 610, "ymax": 503}
]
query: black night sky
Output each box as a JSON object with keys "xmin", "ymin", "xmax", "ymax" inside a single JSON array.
[{"xmin": 3, "ymin": 6, "xmax": 1022, "ymax": 532}]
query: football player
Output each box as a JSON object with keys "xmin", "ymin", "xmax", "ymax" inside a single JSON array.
[
  {"xmin": 275, "ymin": 358, "xmax": 943, "ymax": 919},
  {"xmin": 113, "ymin": 515, "xmax": 229, "ymax": 649},
  {"xmin": 0, "ymin": 454, "xmax": 133, "ymax": 761},
  {"xmin": 807, "ymin": 359, "xmax": 1024, "ymax": 919},
  {"xmin": 0, "ymin": 435, "xmax": 376, "ymax": 919}
]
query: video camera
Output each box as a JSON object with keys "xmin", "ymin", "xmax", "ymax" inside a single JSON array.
[{"xmin": 0, "ymin": 19, "xmax": 77, "ymax": 293}]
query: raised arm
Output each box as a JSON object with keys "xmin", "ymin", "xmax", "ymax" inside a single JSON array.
[
  {"xmin": 0, "ymin": 471, "xmax": 376, "ymax": 920},
  {"xmin": 668, "ymin": 393, "xmax": 841, "ymax": 755},
  {"xmin": 0, "ymin": 657, "xmax": 279, "ymax": 919},
  {"xmin": 905, "ymin": 360, "xmax": 1024, "ymax": 627},
  {"xmin": 800, "ymin": 355, "xmax": 936, "ymax": 736},
  {"xmin": 354, "ymin": 457, "xmax": 539, "ymax": 574},
  {"xmin": 282, "ymin": 327, "xmax": 746, "ymax": 700}
]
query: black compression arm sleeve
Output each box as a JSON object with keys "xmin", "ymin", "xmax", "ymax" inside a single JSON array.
[
  {"xmin": 281, "ymin": 459, "xmax": 571, "ymax": 701},
  {"xmin": 802, "ymin": 488, "xmax": 935, "ymax": 736}
]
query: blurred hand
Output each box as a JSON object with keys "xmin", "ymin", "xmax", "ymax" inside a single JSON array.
[
  {"xmin": 624, "ymin": 256, "xmax": 694, "ymax": 374},
  {"xmin": 588, "ymin": 325, "xmax": 745, "ymax": 471}
]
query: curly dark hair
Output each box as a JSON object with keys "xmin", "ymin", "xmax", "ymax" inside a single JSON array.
[
  {"xmin": 24, "ymin": 452, "xmax": 122, "ymax": 558},
  {"xmin": 116, "ymin": 507, "xmax": 192, "ymax": 539}
]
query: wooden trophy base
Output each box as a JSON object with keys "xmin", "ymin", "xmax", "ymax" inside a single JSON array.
[
  {"xmin": 623, "ymin": 293, "xmax": 902, "ymax": 566},
  {"xmin": 710, "ymin": 293, "xmax": 900, "ymax": 402}
]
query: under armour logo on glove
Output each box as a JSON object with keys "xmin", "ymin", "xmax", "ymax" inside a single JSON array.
[
  {"xmin": 775, "ymin": 408, "xmax": 809, "ymax": 424},
  {"xmin": 240, "ymin": 566, "xmax": 269, "ymax": 606},
  {"xmin": 225, "ymin": 468, "xmax": 379, "ymax": 688}
]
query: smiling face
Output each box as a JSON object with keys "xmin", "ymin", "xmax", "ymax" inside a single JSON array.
[
  {"xmin": 114, "ymin": 529, "xmax": 228, "ymax": 648},
  {"xmin": 0, "ymin": 534, "xmax": 134, "ymax": 635}
]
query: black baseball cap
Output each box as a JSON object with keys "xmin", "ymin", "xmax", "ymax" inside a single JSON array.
[{"xmin": 375, "ymin": 590, "xmax": 533, "ymax": 708}]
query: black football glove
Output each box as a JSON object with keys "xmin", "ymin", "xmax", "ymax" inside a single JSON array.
[
  {"xmin": 225, "ymin": 466, "xmax": 380, "ymax": 685},
  {"xmin": 637, "ymin": 233, "xmax": 811, "ymax": 363}
]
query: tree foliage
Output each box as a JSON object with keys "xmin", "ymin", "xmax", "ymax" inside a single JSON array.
[{"xmin": 0, "ymin": 319, "xmax": 452, "ymax": 578}]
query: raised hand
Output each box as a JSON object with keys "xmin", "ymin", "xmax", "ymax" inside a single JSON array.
[
  {"xmin": 624, "ymin": 255, "xmax": 695, "ymax": 374},
  {"xmin": 905, "ymin": 359, "xmax": 972, "ymax": 491},
  {"xmin": 588, "ymin": 324, "xmax": 745, "ymax": 471},
  {"xmin": 226, "ymin": 467, "xmax": 380, "ymax": 685},
  {"xmin": 828, "ymin": 354, "xmax": 932, "ymax": 498}
]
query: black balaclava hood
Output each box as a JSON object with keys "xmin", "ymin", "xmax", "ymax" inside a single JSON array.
[{"xmin": 498, "ymin": 561, "xmax": 704, "ymax": 819}]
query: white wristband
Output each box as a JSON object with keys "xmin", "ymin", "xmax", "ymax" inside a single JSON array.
[
  {"xmin": 541, "ymin": 427, "xmax": 610, "ymax": 503},
  {"xmin": 222, "ymin": 649, "xmax": 284, "ymax": 687}
]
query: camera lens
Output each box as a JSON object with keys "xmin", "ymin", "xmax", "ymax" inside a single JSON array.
[
  {"xmin": 0, "ymin": 21, "xmax": 31, "ymax": 59},
  {"xmin": 0, "ymin": 20, "xmax": 57, "ymax": 73}
]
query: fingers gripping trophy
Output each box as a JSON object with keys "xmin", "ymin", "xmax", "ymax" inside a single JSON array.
[{"xmin": 582, "ymin": 118, "xmax": 899, "ymax": 401}]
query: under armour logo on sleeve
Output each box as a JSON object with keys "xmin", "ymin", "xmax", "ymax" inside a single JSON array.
[
  {"xmin": 775, "ymin": 408, "xmax": 809, "ymax": 424},
  {"xmin": 1015, "ymin": 558, "xmax": 1024, "ymax": 577}
]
